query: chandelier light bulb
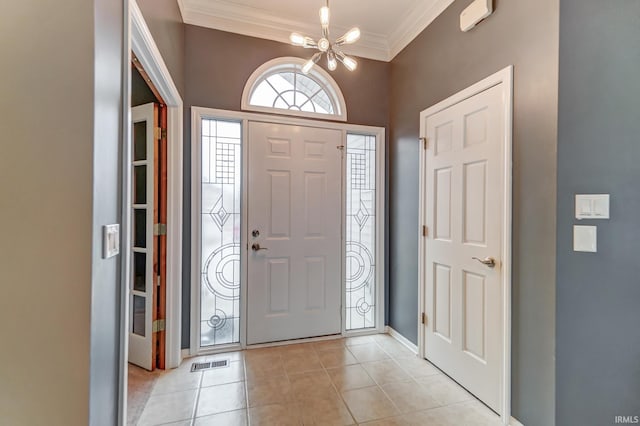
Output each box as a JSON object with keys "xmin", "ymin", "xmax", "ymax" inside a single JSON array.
[
  {"xmin": 302, "ymin": 52, "xmax": 323, "ymax": 74},
  {"xmin": 290, "ymin": 33, "xmax": 305, "ymax": 46},
  {"xmin": 319, "ymin": 6, "xmax": 330, "ymax": 28},
  {"xmin": 336, "ymin": 27, "xmax": 361, "ymax": 45},
  {"xmin": 327, "ymin": 51, "xmax": 337, "ymax": 71}
]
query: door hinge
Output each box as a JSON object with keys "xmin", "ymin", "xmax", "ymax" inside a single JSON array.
[
  {"xmin": 152, "ymin": 319, "xmax": 165, "ymax": 332},
  {"xmin": 153, "ymin": 223, "xmax": 167, "ymax": 236},
  {"xmin": 422, "ymin": 225, "xmax": 428, "ymax": 237},
  {"xmin": 420, "ymin": 137, "xmax": 428, "ymax": 150},
  {"xmin": 154, "ymin": 127, "xmax": 167, "ymax": 140},
  {"xmin": 421, "ymin": 313, "xmax": 427, "ymax": 325}
]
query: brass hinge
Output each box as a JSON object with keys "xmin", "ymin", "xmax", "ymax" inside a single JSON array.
[
  {"xmin": 421, "ymin": 313, "xmax": 427, "ymax": 325},
  {"xmin": 420, "ymin": 137, "xmax": 428, "ymax": 150},
  {"xmin": 154, "ymin": 127, "xmax": 167, "ymax": 140},
  {"xmin": 422, "ymin": 225, "xmax": 428, "ymax": 237},
  {"xmin": 152, "ymin": 319, "xmax": 165, "ymax": 332},
  {"xmin": 153, "ymin": 223, "xmax": 167, "ymax": 236}
]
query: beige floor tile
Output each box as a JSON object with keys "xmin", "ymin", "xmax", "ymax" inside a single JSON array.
[
  {"xmin": 362, "ymin": 360, "xmax": 412, "ymax": 385},
  {"xmin": 377, "ymin": 340, "xmax": 416, "ymax": 358},
  {"xmin": 248, "ymin": 403, "xmax": 302, "ymax": 426},
  {"xmin": 152, "ymin": 369, "xmax": 202, "ymax": 396},
  {"xmin": 344, "ymin": 335, "xmax": 376, "ymax": 346},
  {"xmin": 381, "ymin": 380, "xmax": 442, "ymax": 413},
  {"xmin": 137, "ymin": 389, "xmax": 197, "ymax": 425},
  {"xmin": 196, "ymin": 381, "xmax": 247, "ymax": 417},
  {"xmin": 201, "ymin": 361, "xmax": 245, "ymax": 387},
  {"xmin": 311, "ymin": 338, "xmax": 346, "ymax": 351},
  {"xmin": 207, "ymin": 351, "xmax": 244, "ymax": 362},
  {"xmin": 348, "ymin": 343, "xmax": 390, "ymax": 363},
  {"xmin": 327, "ymin": 364, "xmax": 376, "ymax": 392},
  {"xmin": 277, "ymin": 342, "xmax": 316, "ymax": 357},
  {"xmin": 341, "ymin": 386, "xmax": 400, "ymax": 423},
  {"xmin": 394, "ymin": 356, "xmax": 440, "ymax": 379},
  {"xmin": 244, "ymin": 353, "xmax": 286, "ymax": 381},
  {"xmin": 298, "ymin": 393, "xmax": 355, "ymax": 425},
  {"xmin": 417, "ymin": 374, "xmax": 474, "ymax": 406},
  {"xmin": 247, "ymin": 375, "xmax": 293, "ymax": 407},
  {"xmin": 282, "ymin": 352, "xmax": 324, "ymax": 375},
  {"xmin": 360, "ymin": 416, "xmax": 417, "ymax": 426},
  {"xmin": 288, "ymin": 370, "xmax": 335, "ymax": 400},
  {"xmin": 429, "ymin": 400, "xmax": 502, "ymax": 426},
  {"xmin": 194, "ymin": 409, "xmax": 248, "ymax": 426},
  {"xmin": 317, "ymin": 346, "xmax": 358, "ymax": 369}
]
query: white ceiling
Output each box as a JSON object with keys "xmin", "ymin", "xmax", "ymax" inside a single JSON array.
[{"xmin": 177, "ymin": 0, "xmax": 455, "ymax": 61}]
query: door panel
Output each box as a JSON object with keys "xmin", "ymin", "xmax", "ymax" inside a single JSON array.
[
  {"xmin": 423, "ymin": 84, "xmax": 504, "ymax": 412},
  {"xmin": 247, "ymin": 122, "xmax": 342, "ymax": 345},
  {"xmin": 129, "ymin": 103, "xmax": 156, "ymax": 371}
]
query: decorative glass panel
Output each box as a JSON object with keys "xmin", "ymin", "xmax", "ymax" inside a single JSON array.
[
  {"xmin": 249, "ymin": 70, "xmax": 335, "ymax": 115},
  {"xmin": 200, "ymin": 118, "xmax": 242, "ymax": 347},
  {"xmin": 345, "ymin": 134, "xmax": 377, "ymax": 330},
  {"xmin": 132, "ymin": 295, "xmax": 146, "ymax": 336}
]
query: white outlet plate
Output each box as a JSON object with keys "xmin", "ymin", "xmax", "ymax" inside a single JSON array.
[{"xmin": 574, "ymin": 225, "xmax": 597, "ymax": 253}]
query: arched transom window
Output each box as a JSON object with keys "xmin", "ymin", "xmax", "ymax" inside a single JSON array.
[{"xmin": 242, "ymin": 57, "xmax": 347, "ymax": 121}]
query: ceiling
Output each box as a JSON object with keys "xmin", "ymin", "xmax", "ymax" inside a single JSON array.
[{"xmin": 177, "ymin": 0, "xmax": 455, "ymax": 61}]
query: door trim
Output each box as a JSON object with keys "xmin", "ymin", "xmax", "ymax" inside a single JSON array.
[
  {"xmin": 120, "ymin": 4, "xmax": 184, "ymax": 422},
  {"xmin": 418, "ymin": 66, "xmax": 513, "ymax": 425},
  {"xmin": 190, "ymin": 107, "xmax": 386, "ymax": 355}
]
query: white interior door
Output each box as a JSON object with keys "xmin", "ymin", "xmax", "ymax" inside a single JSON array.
[
  {"xmin": 423, "ymin": 84, "xmax": 505, "ymax": 412},
  {"xmin": 129, "ymin": 103, "xmax": 155, "ymax": 370},
  {"xmin": 247, "ymin": 121, "xmax": 343, "ymax": 345}
]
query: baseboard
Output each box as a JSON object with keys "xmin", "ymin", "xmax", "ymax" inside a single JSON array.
[
  {"xmin": 510, "ymin": 417, "xmax": 524, "ymax": 426},
  {"xmin": 385, "ymin": 326, "xmax": 419, "ymax": 354}
]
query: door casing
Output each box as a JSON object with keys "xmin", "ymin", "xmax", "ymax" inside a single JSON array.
[
  {"xmin": 418, "ymin": 66, "xmax": 513, "ymax": 425},
  {"xmin": 190, "ymin": 107, "xmax": 386, "ymax": 355}
]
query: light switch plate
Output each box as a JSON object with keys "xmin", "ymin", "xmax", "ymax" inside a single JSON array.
[
  {"xmin": 103, "ymin": 224, "xmax": 120, "ymax": 259},
  {"xmin": 574, "ymin": 225, "xmax": 597, "ymax": 252},
  {"xmin": 575, "ymin": 194, "xmax": 609, "ymax": 220}
]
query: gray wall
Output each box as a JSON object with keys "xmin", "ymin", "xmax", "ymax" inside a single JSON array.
[
  {"xmin": 137, "ymin": 0, "xmax": 185, "ymax": 96},
  {"xmin": 389, "ymin": 0, "xmax": 559, "ymax": 424},
  {"xmin": 90, "ymin": 0, "xmax": 125, "ymax": 424},
  {"xmin": 182, "ymin": 25, "xmax": 390, "ymax": 348},
  {"xmin": 556, "ymin": 1, "xmax": 640, "ymax": 424},
  {"xmin": 0, "ymin": 0, "xmax": 124, "ymax": 424}
]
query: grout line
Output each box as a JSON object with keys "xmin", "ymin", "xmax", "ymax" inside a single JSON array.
[{"xmin": 189, "ymin": 371, "xmax": 204, "ymax": 425}]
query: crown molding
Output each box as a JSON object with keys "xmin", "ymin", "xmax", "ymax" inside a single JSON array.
[
  {"xmin": 387, "ymin": 0, "xmax": 455, "ymax": 60},
  {"xmin": 180, "ymin": 0, "xmax": 451, "ymax": 62}
]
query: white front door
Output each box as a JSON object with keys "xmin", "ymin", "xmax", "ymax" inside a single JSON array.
[
  {"xmin": 247, "ymin": 121, "xmax": 343, "ymax": 345},
  {"xmin": 129, "ymin": 103, "xmax": 156, "ymax": 370},
  {"xmin": 423, "ymin": 84, "xmax": 505, "ymax": 412}
]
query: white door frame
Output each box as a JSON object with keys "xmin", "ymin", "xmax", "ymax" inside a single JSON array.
[
  {"xmin": 119, "ymin": 1, "xmax": 184, "ymax": 422},
  {"xmin": 418, "ymin": 66, "xmax": 513, "ymax": 425},
  {"xmin": 190, "ymin": 107, "xmax": 385, "ymax": 355}
]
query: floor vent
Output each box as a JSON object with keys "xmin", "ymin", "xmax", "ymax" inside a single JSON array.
[{"xmin": 190, "ymin": 359, "xmax": 230, "ymax": 372}]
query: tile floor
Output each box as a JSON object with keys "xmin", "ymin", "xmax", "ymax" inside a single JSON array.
[{"xmin": 133, "ymin": 334, "xmax": 502, "ymax": 425}]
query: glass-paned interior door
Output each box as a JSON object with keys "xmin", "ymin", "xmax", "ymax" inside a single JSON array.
[
  {"xmin": 199, "ymin": 119, "xmax": 242, "ymax": 347},
  {"xmin": 345, "ymin": 134, "xmax": 377, "ymax": 330},
  {"xmin": 129, "ymin": 103, "xmax": 157, "ymax": 370}
]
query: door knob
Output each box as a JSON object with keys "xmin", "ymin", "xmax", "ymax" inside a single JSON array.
[
  {"xmin": 251, "ymin": 243, "xmax": 268, "ymax": 252},
  {"xmin": 472, "ymin": 256, "xmax": 496, "ymax": 268}
]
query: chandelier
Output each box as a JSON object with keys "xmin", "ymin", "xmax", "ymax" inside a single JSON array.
[{"xmin": 289, "ymin": 0, "xmax": 360, "ymax": 74}]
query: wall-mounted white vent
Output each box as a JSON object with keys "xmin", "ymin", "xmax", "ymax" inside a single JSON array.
[{"xmin": 460, "ymin": 0, "xmax": 493, "ymax": 32}]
